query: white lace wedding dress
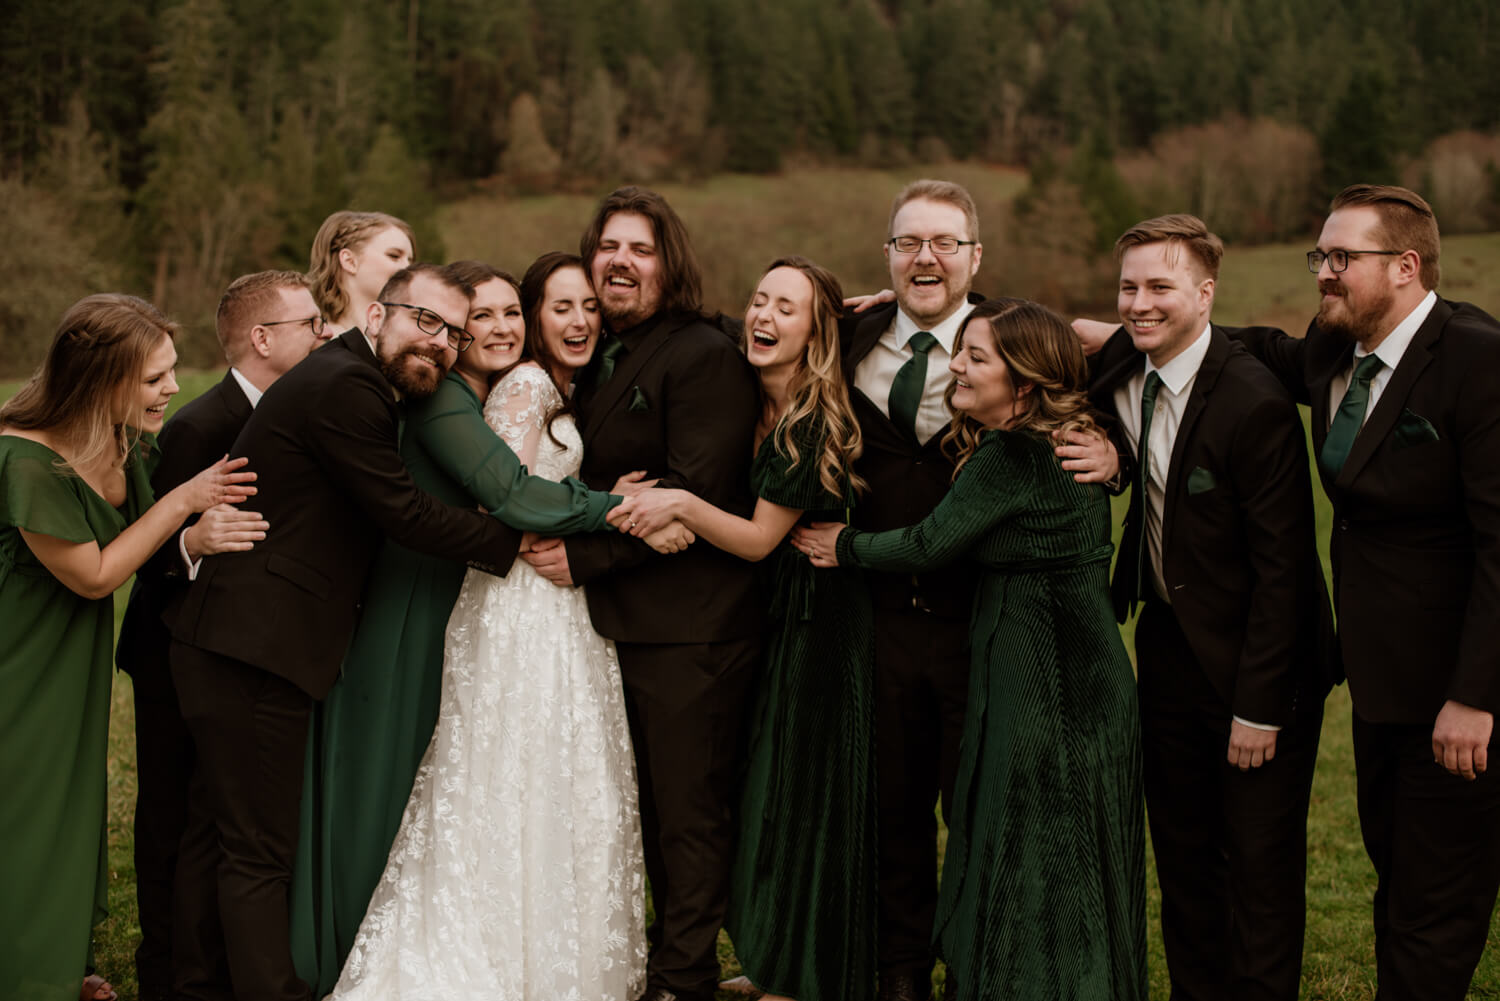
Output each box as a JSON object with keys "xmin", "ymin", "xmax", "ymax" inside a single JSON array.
[{"xmin": 332, "ymin": 363, "xmax": 646, "ymax": 1001}]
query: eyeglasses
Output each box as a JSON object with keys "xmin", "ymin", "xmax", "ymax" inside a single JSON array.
[
  {"xmin": 260, "ymin": 315, "xmax": 328, "ymax": 338},
  {"xmin": 1306, "ymin": 249, "xmax": 1402, "ymax": 274},
  {"xmin": 380, "ymin": 302, "xmax": 474, "ymax": 352},
  {"xmin": 887, "ymin": 236, "xmax": 977, "ymax": 255}
]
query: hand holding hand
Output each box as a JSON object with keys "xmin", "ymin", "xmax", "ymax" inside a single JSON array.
[
  {"xmin": 1433, "ymin": 700, "xmax": 1493, "ymax": 780},
  {"xmin": 609, "ymin": 470, "xmax": 659, "ymax": 497},
  {"xmin": 184, "ymin": 504, "xmax": 268, "ymax": 558},
  {"xmin": 180, "ymin": 455, "xmax": 256, "ymax": 512},
  {"xmin": 1226, "ymin": 721, "xmax": 1278, "ymax": 770},
  {"xmin": 791, "ymin": 521, "xmax": 844, "ymax": 568},
  {"xmin": 843, "ymin": 289, "xmax": 896, "ymax": 314},
  {"xmin": 607, "ymin": 489, "xmax": 684, "ymax": 539},
  {"xmin": 1071, "ymin": 318, "xmax": 1119, "ymax": 357},
  {"xmin": 1053, "ymin": 428, "xmax": 1120, "ymax": 484},
  {"xmin": 643, "ymin": 521, "xmax": 695, "ymax": 554},
  {"xmin": 520, "ymin": 536, "xmax": 573, "ymax": 588}
]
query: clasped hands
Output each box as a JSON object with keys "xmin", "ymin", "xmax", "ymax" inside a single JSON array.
[{"xmin": 522, "ymin": 470, "xmax": 695, "ymax": 588}]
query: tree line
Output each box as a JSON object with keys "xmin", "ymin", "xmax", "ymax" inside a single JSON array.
[{"xmin": 3, "ymin": 0, "xmax": 1498, "ymax": 371}]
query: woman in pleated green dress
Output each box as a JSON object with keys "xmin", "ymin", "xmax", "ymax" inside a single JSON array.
[
  {"xmin": 796, "ymin": 300, "xmax": 1147, "ymax": 1001},
  {"xmin": 290, "ymin": 259, "xmax": 646, "ymax": 996},
  {"xmin": 610, "ymin": 256, "xmax": 876, "ymax": 1001},
  {"xmin": 0, "ymin": 295, "xmax": 255, "ymax": 1001}
]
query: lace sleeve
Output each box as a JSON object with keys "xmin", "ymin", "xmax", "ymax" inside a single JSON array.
[{"xmin": 483, "ymin": 364, "xmax": 559, "ymax": 469}]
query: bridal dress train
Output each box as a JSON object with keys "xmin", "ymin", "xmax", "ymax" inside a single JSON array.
[{"xmin": 332, "ymin": 363, "xmax": 646, "ymax": 1001}]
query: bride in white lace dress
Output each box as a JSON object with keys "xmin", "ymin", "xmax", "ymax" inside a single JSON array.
[{"xmin": 332, "ymin": 259, "xmax": 649, "ymax": 1001}]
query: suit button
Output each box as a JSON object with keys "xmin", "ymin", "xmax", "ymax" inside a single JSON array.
[{"xmin": 1339, "ymin": 519, "xmax": 1349, "ymax": 530}]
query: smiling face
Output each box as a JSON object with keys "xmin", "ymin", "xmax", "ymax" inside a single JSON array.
[
  {"xmin": 887, "ymin": 197, "xmax": 982, "ymax": 328},
  {"xmin": 454, "ymin": 277, "xmax": 524, "ymax": 384},
  {"xmin": 1313, "ymin": 205, "xmax": 1400, "ymax": 346},
  {"xmin": 263, "ymin": 285, "xmax": 326, "ymax": 377},
  {"xmin": 949, "ymin": 317, "xmax": 1021, "ymax": 429},
  {"xmin": 118, "ymin": 332, "xmax": 180, "ymax": 433},
  {"xmin": 372, "ymin": 272, "xmax": 466, "ymax": 398},
  {"xmin": 590, "ymin": 211, "xmax": 662, "ymax": 329},
  {"xmin": 537, "ymin": 265, "xmax": 602, "ymax": 382},
  {"xmin": 345, "ymin": 224, "xmax": 414, "ymax": 308},
  {"xmin": 1116, "ymin": 240, "xmax": 1214, "ymax": 368},
  {"xmin": 744, "ymin": 266, "xmax": 815, "ymax": 376}
]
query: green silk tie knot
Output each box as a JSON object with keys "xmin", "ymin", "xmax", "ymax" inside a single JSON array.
[
  {"xmin": 592, "ymin": 335, "xmax": 627, "ymax": 390},
  {"xmin": 1319, "ymin": 353, "xmax": 1385, "ymax": 477},
  {"xmin": 888, "ymin": 331, "xmax": 939, "ymax": 443}
]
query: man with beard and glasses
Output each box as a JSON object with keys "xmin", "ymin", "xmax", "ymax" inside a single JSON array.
[
  {"xmin": 166, "ymin": 263, "xmax": 523, "ymax": 1001},
  {"xmin": 522, "ymin": 186, "xmax": 761, "ymax": 1001},
  {"xmin": 1077, "ymin": 184, "xmax": 1500, "ymax": 1001}
]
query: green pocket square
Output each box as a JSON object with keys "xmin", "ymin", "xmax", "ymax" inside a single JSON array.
[
  {"xmin": 1391, "ymin": 408, "xmax": 1439, "ymax": 449},
  {"xmin": 1186, "ymin": 466, "xmax": 1217, "ymax": 495},
  {"xmin": 628, "ymin": 386, "xmax": 651, "ymax": 413}
]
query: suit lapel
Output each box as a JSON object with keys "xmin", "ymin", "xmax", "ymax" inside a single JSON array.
[
  {"xmin": 580, "ymin": 316, "xmax": 678, "ymax": 451},
  {"xmin": 1160, "ymin": 329, "xmax": 1226, "ymax": 553},
  {"xmin": 1334, "ymin": 298, "xmax": 1447, "ymax": 488}
]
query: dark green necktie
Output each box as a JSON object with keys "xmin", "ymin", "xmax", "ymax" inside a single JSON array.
[
  {"xmin": 1320, "ymin": 353, "xmax": 1385, "ymax": 477},
  {"xmin": 888, "ymin": 331, "xmax": 938, "ymax": 442},
  {"xmin": 592, "ymin": 335, "xmax": 627, "ymax": 390},
  {"xmin": 1130, "ymin": 371, "xmax": 1164, "ymax": 606}
]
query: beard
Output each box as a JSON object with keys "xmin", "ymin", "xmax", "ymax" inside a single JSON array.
[
  {"xmin": 1316, "ymin": 279, "xmax": 1396, "ymax": 343},
  {"xmin": 379, "ymin": 343, "xmax": 448, "ymax": 398}
]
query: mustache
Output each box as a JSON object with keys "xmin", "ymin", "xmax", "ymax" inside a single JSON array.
[
  {"xmin": 396, "ymin": 345, "xmax": 448, "ymax": 366},
  {"xmin": 1318, "ymin": 279, "xmax": 1345, "ymax": 296}
]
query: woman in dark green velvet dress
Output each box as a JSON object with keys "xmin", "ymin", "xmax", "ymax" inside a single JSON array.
[
  {"xmin": 610, "ymin": 256, "xmax": 876, "ymax": 1001},
  {"xmin": 290, "ymin": 261, "xmax": 642, "ymax": 996},
  {"xmin": 796, "ymin": 300, "xmax": 1147, "ymax": 1001},
  {"xmin": 0, "ymin": 295, "xmax": 255, "ymax": 1001}
]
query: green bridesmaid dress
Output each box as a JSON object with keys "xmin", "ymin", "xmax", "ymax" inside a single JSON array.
[
  {"xmin": 725, "ymin": 421, "xmax": 877, "ymax": 1001},
  {"xmin": 836, "ymin": 428, "xmax": 1147, "ymax": 1001},
  {"xmin": 0, "ymin": 435, "xmax": 155, "ymax": 1001}
]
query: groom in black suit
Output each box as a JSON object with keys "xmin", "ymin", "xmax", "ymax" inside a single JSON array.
[
  {"xmin": 523, "ymin": 187, "xmax": 761, "ymax": 1001},
  {"xmin": 839, "ymin": 179, "xmax": 983, "ymax": 1001},
  {"xmin": 168, "ymin": 264, "xmax": 522, "ymax": 1001},
  {"xmin": 115, "ymin": 270, "xmax": 321, "ymax": 1000},
  {"xmin": 1227, "ymin": 186, "xmax": 1500, "ymax": 1001},
  {"xmin": 1084, "ymin": 215, "xmax": 1335, "ymax": 1001}
]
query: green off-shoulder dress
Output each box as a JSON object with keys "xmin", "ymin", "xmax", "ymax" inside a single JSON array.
[
  {"xmin": 835, "ymin": 429, "xmax": 1147, "ymax": 1001},
  {"xmin": 290, "ymin": 372, "xmax": 620, "ymax": 997},
  {"xmin": 724, "ymin": 423, "xmax": 876, "ymax": 1001},
  {"xmin": 0, "ymin": 435, "xmax": 155, "ymax": 1001}
]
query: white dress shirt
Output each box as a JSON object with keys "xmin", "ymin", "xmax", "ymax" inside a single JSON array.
[
  {"xmin": 1326, "ymin": 290, "xmax": 1436, "ymax": 428},
  {"xmin": 854, "ymin": 302, "xmax": 975, "ymax": 445}
]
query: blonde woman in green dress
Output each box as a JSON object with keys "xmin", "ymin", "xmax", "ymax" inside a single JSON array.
[
  {"xmin": 609, "ymin": 256, "xmax": 876, "ymax": 1001},
  {"xmin": 0, "ymin": 294, "xmax": 256, "ymax": 1001},
  {"xmin": 795, "ymin": 299, "xmax": 1147, "ymax": 1001}
]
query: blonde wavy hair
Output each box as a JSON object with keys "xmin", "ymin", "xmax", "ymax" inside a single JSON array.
[
  {"xmin": 942, "ymin": 298, "xmax": 1101, "ymax": 475},
  {"xmin": 307, "ymin": 210, "xmax": 415, "ymax": 320},
  {"xmin": 754, "ymin": 256, "xmax": 866, "ymax": 499},
  {"xmin": 0, "ymin": 294, "xmax": 178, "ymax": 473}
]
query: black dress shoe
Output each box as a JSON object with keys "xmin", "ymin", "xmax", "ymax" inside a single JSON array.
[{"xmin": 877, "ymin": 972, "xmax": 933, "ymax": 1001}]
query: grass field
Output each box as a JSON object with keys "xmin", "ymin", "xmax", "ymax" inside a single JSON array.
[{"xmin": 7, "ymin": 214, "xmax": 1500, "ymax": 998}]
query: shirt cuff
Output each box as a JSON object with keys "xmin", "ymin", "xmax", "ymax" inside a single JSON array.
[
  {"xmin": 1233, "ymin": 715, "xmax": 1281, "ymax": 732},
  {"xmin": 179, "ymin": 528, "xmax": 204, "ymax": 581}
]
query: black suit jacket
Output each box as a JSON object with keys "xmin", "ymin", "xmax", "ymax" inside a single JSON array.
[
  {"xmin": 117, "ymin": 371, "xmax": 254, "ymax": 678},
  {"xmin": 839, "ymin": 299, "xmax": 980, "ymax": 618},
  {"xmin": 169, "ymin": 329, "xmax": 521, "ymax": 698},
  {"xmin": 565, "ymin": 310, "xmax": 762, "ymax": 643},
  {"xmin": 1232, "ymin": 299, "xmax": 1500, "ymax": 723},
  {"xmin": 1090, "ymin": 325, "xmax": 1336, "ymax": 725}
]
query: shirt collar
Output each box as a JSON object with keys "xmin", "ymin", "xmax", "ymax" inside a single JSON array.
[
  {"xmin": 894, "ymin": 301, "xmax": 975, "ymax": 354},
  {"xmin": 228, "ymin": 367, "xmax": 264, "ymax": 407},
  {"xmin": 1144, "ymin": 322, "xmax": 1212, "ymax": 396},
  {"xmin": 1359, "ymin": 290, "xmax": 1436, "ymax": 371}
]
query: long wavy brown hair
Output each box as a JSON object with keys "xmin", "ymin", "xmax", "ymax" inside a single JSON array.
[
  {"xmin": 0, "ymin": 294, "xmax": 178, "ymax": 473},
  {"xmin": 519, "ymin": 252, "xmax": 593, "ymax": 447},
  {"xmin": 754, "ymin": 256, "xmax": 866, "ymax": 499},
  {"xmin": 941, "ymin": 298, "xmax": 1101, "ymax": 475}
]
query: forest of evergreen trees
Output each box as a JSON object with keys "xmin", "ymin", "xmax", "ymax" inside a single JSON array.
[{"xmin": 4, "ymin": 0, "xmax": 1499, "ymax": 369}]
